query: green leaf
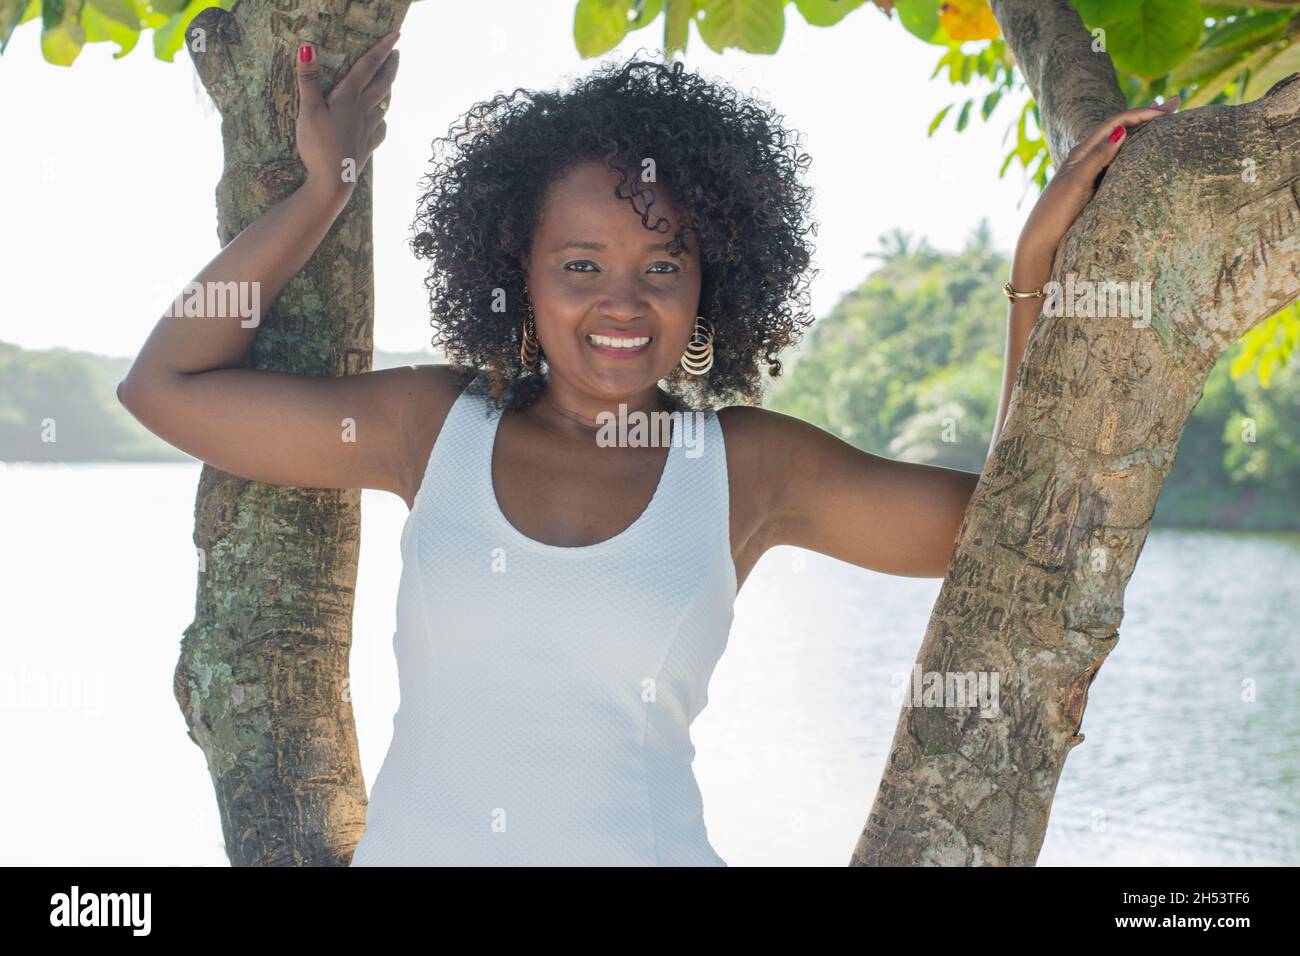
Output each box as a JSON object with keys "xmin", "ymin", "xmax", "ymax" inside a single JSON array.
[
  {"xmin": 1231, "ymin": 320, "xmax": 1269, "ymax": 378},
  {"xmin": 1184, "ymin": 40, "xmax": 1277, "ymax": 107},
  {"xmin": 1072, "ymin": 0, "xmax": 1205, "ymax": 78},
  {"xmin": 929, "ymin": 46, "xmax": 952, "ymax": 80},
  {"xmin": 1169, "ymin": 11, "xmax": 1290, "ymax": 88},
  {"xmin": 42, "ymin": 20, "xmax": 85, "ymax": 63},
  {"xmin": 955, "ymin": 98, "xmax": 972, "ymax": 131},
  {"xmin": 1202, "ymin": 10, "xmax": 1290, "ymax": 51},
  {"xmin": 628, "ymin": 0, "xmax": 664, "ymax": 29},
  {"xmin": 663, "ymin": 0, "xmax": 692, "ymax": 56},
  {"xmin": 0, "ymin": 0, "xmax": 37, "ymax": 51},
  {"xmin": 1201, "ymin": 2, "xmax": 1246, "ymax": 16},
  {"xmin": 1009, "ymin": 98, "xmax": 1043, "ymax": 168},
  {"xmin": 1230, "ymin": 350, "xmax": 1256, "ymax": 380},
  {"xmin": 152, "ymin": 0, "xmax": 218, "ymax": 62},
  {"xmin": 1072, "ymin": 0, "xmax": 1138, "ymax": 25},
  {"xmin": 1232, "ymin": 304, "xmax": 1300, "ymax": 386},
  {"xmin": 133, "ymin": 0, "xmax": 169, "ymax": 29},
  {"xmin": 1258, "ymin": 349, "xmax": 1277, "ymax": 386},
  {"xmin": 975, "ymin": 41, "xmax": 1001, "ymax": 79},
  {"xmin": 794, "ymin": 0, "xmax": 863, "ymax": 28},
  {"xmin": 931, "ymin": 45, "xmax": 963, "ymax": 82},
  {"xmin": 695, "ymin": 0, "xmax": 784, "ymax": 54},
  {"xmin": 1030, "ymin": 147, "xmax": 1051, "ymax": 187},
  {"xmin": 42, "ymin": 0, "xmax": 87, "ymax": 65},
  {"xmin": 1243, "ymin": 35, "xmax": 1300, "ymax": 100},
  {"xmin": 998, "ymin": 146, "xmax": 1016, "ymax": 177},
  {"xmin": 981, "ymin": 87, "xmax": 1002, "ymax": 119},
  {"xmin": 927, "ymin": 102, "xmax": 953, "ymax": 135},
  {"xmin": 893, "ymin": 0, "xmax": 945, "ymax": 46},
  {"xmin": 8, "ymin": 0, "xmax": 231, "ymax": 60},
  {"xmin": 947, "ymin": 47, "xmax": 964, "ymax": 82},
  {"xmin": 87, "ymin": 0, "xmax": 139, "ymax": 28},
  {"xmin": 82, "ymin": 0, "xmax": 140, "ymax": 56},
  {"xmin": 1171, "ymin": 37, "xmax": 1267, "ymax": 89},
  {"xmin": 574, "ymin": 0, "xmax": 633, "ymax": 57}
]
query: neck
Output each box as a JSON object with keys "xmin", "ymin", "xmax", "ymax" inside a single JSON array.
[{"xmin": 525, "ymin": 377, "xmax": 674, "ymax": 439}]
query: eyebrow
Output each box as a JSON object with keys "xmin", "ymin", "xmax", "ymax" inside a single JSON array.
[{"xmin": 549, "ymin": 240, "xmax": 690, "ymax": 255}]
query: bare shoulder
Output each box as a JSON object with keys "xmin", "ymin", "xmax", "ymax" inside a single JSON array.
[
  {"xmin": 714, "ymin": 403, "xmax": 775, "ymax": 458},
  {"xmin": 715, "ymin": 403, "xmax": 809, "ymax": 470},
  {"xmin": 715, "ymin": 403, "xmax": 804, "ymax": 438},
  {"xmin": 387, "ymin": 363, "xmax": 475, "ymax": 509},
  {"xmin": 713, "ymin": 403, "xmax": 870, "ymax": 550},
  {"xmin": 714, "ymin": 403, "xmax": 818, "ymax": 496},
  {"xmin": 714, "ymin": 404, "xmax": 795, "ymax": 558}
]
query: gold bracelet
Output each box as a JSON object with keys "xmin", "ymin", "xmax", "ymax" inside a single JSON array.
[{"xmin": 1002, "ymin": 280, "xmax": 1045, "ymax": 300}]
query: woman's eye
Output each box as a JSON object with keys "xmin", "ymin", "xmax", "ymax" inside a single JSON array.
[{"xmin": 563, "ymin": 261, "xmax": 678, "ymax": 274}]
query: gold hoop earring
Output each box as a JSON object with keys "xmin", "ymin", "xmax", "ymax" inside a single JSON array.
[
  {"xmin": 520, "ymin": 298, "xmax": 540, "ymax": 371},
  {"xmin": 680, "ymin": 316, "xmax": 714, "ymax": 375}
]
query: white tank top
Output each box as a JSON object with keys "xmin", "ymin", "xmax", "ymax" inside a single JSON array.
[{"xmin": 350, "ymin": 371, "xmax": 738, "ymax": 866}]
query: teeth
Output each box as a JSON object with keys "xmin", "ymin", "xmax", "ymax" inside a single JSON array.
[{"xmin": 587, "ymin": 334, "xmax": 651, "ymax": 348}]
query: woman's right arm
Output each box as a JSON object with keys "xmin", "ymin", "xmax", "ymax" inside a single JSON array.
[{"xmin": 116, "ymin": 31, "xmax": 428, "ymax": 502}]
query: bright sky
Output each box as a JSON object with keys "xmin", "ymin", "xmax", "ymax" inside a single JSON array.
[{"xmin": 1, "ymin": 0, "xmax": 1035, "ymax": 357}]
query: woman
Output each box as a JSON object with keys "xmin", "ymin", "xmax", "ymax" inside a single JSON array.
[{"xmin": 117, "ymin": 31, "xmax": 1178, "ymax": 866}]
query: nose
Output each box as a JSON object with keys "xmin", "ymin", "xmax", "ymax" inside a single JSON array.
[{"xmin": 597, "ymin": 272, "xmax": 650, "ymax": 323}]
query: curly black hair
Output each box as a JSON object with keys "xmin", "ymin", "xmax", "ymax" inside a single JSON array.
[{"xmin": 410, "ymin": 51, "xmax": 819, "ymax": 412}]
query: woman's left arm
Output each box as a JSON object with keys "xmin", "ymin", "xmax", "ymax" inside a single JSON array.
[{"xmin": 757, "ymin": 97, "xmax": 1180, "ymax": 578}]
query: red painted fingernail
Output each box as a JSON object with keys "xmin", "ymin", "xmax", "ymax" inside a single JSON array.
[
  {"xmin": 299, "ymin": 45, "xmax": 314, "ymax": 64},
  {"xmin": 1109, "ymin": 125, "xmax": 1125, "ymax": 143}
]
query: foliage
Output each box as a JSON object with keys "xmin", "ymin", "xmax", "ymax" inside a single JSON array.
[
  {"xmin": 765, "ymin": 229, "xmax": 1300, "ymax": 529},
  {"xmin": 572, "ymin": 0, "xmax": 868, "ymax": 59},
  {"xmin": 767, "ymin": 221, "xmax": 1008, "ymax": 474},
  {"xmin": 896, "ymin": 0, "xmax": 1300, "ymax": 387},
  {"xmin": 895, "ymin": 2, "xmax": 1300, "ymax": 185},
  {"xmin": 3, "ymin": 0, "xmax": 238, "ymax": 64},
  {"xmin": 1232, "ymin": 303, "xmax": 1299, "ymax": 386},
  {"xmin": 0, "ymin": 341, "xmax": 172, "ymax": 460}
]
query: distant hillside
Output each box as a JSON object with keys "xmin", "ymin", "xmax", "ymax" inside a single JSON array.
[{"xmin": 0, "ymin": 341, "xmax": 443, "ymax": 463}]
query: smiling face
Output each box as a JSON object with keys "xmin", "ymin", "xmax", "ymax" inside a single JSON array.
[{"xmin": 520, "ymin": 160, "xmax": 703, "ymax": 406}]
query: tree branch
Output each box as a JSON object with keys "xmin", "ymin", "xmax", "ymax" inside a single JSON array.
[
  {"xmin": 990, "ymin": 0, "xmax": 1127, "ymax": 163},
  {"xmin": 851, "ymin": 35, "xmax": 1300, "ymax": 868}
]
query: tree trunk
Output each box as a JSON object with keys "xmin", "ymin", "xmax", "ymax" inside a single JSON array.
[
  {"xmin": 853, "ymin": 0, "xmax": 1300, "ymax": 865},
  {"xmin": 176, "ymin": 0, "xmax": 406, "ymax": 866}
]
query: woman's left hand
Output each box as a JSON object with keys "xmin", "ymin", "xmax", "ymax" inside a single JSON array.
[{"xmin": 1014, "ymin": 96, "xmax": 1180, "ymax": 277}]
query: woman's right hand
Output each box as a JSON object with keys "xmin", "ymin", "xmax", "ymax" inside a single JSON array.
[{"xmin": 295, "ymin": 31, "xmax": 401, "ymax": 204}]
